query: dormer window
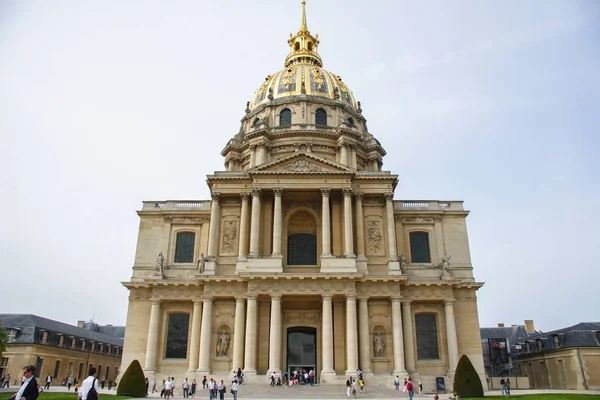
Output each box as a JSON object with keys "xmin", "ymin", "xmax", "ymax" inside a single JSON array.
[
  {"xmin": 307, "ymin": 42, "xmax": 313, "ymax": 51},
  {"xmin": 595, "ymin": 331, "xmax": 600, "ymax": 344},
  {"xmin": 6, "ymin": 328, "xmax": 18, "ymax": 343},
  {"xmin": 536, "ymin": 339, "xmax": 543, "ymax": 351},
  {"xmin": 295, "ymin": 42, "xmax": 300, "ymax": 51},
  {"xmin": 525, "ymin": 341, "xmax": 531, "ymax": 352},
  {"xmin": 553, "ymin": 335, "xmax": 560, "ymax": 349}
]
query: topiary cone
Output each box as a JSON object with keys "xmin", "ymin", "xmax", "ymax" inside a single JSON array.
[
  {"xmin": 453, "ymin": 354, "xmax": 484, "ymax": 398},
  {"xmin": 116, "ymin": 359, "xmax": 147, "ymax": 397}
]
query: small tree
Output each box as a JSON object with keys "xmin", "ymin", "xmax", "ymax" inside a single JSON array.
[
  {"xmin": 116, "ymin": 359, "xmax": 146, "ymax": 397},
  {"xmin": 453, "ymin": 355, "xmax": 484, "ymax": 398},
  {"xmin": 0, "ymin": 322, "xmax": 8, "ymax": 357}
]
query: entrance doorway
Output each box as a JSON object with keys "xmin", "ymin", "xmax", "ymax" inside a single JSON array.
[{"xmin": 287, "ymin": 327, "xmax": 317, "ymax": 384}]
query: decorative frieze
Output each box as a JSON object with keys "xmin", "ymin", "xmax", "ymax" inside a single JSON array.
[
  {"xmin": 285, "ymin": 200, "xmax": 319, "ymax": 213},
  {"xmin": 164, "ymin": 217, "xmax": 209, "ymax": 224}
]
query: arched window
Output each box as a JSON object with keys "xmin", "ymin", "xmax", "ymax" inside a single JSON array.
[
  {"xmin": 279, "ymin": 108, "xmax": 292, "ymax": 126},
  {"xmin": 174, "ymin": 232, "xmax": 195, "ymax": 263},
  {"xmin": 307, "ymin": 42, "xmax": 313, "ymax": 51},
  {"xmin": 347, "ymin": 117, "xmax": 354, "ymax": 127},
  {"xmin": 409, "ymin": 232, "xmax": 431, "ymax": 263},
  {"xmin": 536, "ymin": 339, "xmax": 543, "ymax": 352},
  {"xmin": 287, "ymin": 210, "xmax": 317, "ymax": 265},
  {"xmin": 253, "ymin": 118, "xmax": 260, "ymax": 126},
  {"xmin": 294, "ymin": 42, "xmax": 300, "ymax": 51},
  {"xmin": 315, "ymin": 108, "xmax": 327, "ymax": 126},
  {"xmin": 553, "ymin": 335, "xmax": 560, "ymax": 349}
]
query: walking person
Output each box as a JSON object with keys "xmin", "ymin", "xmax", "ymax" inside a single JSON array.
[
  {"xmin": 164, "ymin": 378, "xmax": 173, "ymax": 400},
  {"xmin": 231, "ymin": 379, "xmax": 239, "ymax": 400},
  {"xmin": 394, "ymin": 375, "xmax": 400, "ymax": 391},
  {"xmin": 406, "ymin": 377, "xmax": 415, "ymax": 400},
  {"xmin": 145, "ymin": 377, "xmax": 149, "ymax": 396},
  {"xmin": 506, "ymin": 378, "xmax": 511, "ymax": 395},
  {"xmin": 217, "ymin": 380, "xmax": 226, "ymax": 400},
  {"xmin": 67, "ymin": 376, "xmax": 74, "ymax": 391},
  {"xmin": 2, "ymin": 373, "xmax": 11, "ymax": 388},
  {"xmin": 345, "ymin": 379, "xmax": 352, "ymax": 399},
  {"xmin": 208, "ymin": 378, "xmax": 216, "ymax": 400},
  {"xmin": 152, "ymin": 378, "xmax": 157, "ymax": 393},
  {"xmin": 499, "ymin": 377, "xmax": 506, "ymax": 395},
  {"xmin": 191, "ymin": 379, "xmax": 196, "ymax": 398},
  {"xmin": 202, "ymin": 376, "xmax": 207, "ymax": 390},
  {"xmin": 418, "ymin": 381, "xmax": 423, "ymax": 394},
  {"xmin": 182, "ymin": 378, "xmax": 189, "ymax": 398},
  {"xmin": 78, "ymin": 368, "xmax": 99, "ymax": 400},
  {"xmin": 8, "ymin": 365, "xmax": 38, "ymax": 400},
  {"xmin": 43, "ymin": 374, "xmax": 52, "ymax": 390}
]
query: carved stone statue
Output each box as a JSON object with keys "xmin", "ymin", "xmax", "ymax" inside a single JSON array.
[
  {"xmin": 216, "ymin": 331, "xmax": 230, "ymax": 357},
  {"xmin": 300, "ymin": 80, "xmax": 306, "ymax": 94},
  {"xmin": 197, "ymin": 253, "xmax": 205, "ymax": 273},
  {"xmin": 439, "ymin": 253, "xmax": 452, "ymax": 280},
  {"xmin": 373, "ymin": 333, "xmax": 385, "ymax": 357},
  {"xmin": 156, "ymin": 252, "xmax": 165, "ymax": 278},
  {"xmin": 268, "ymin": 87, "xmax": 274, "ymax": 100},
  {"xmin": 400, "ymin": 253, "xmax": 407, "ymax": 274},
  {"xmin": 357, "ymin": 101, "xmax": 363, "ymax": 114},
  {"xmin": 245, "ymin": 101, "xmax": 250, "ymax": 114}
]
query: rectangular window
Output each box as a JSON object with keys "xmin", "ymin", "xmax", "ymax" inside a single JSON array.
[
  {"xmin": 53, "ymin": 360, "xmax": 61, "ymax": 378},
  {"xmin": 97, "ymin": 365, "xmax": 102, "ymax": 379},
  {"xmin": 105, "ymin": 366, "xmax": 110, "ymax": 380},
  {"xmin": 174, "ymin": 232, "xmax": 195, "ymax": 263},
  {"xmin": 1, "ymin": 357, "xmax": 8, "ymax": 368},
  {"xmin": 77, "ymin": 363, "xmax": 83, "ymax": 380},
  {"xmin": 165, "ymin": 313, "xmax": 190, "ymax": 359},
  {"xmin": 415, "ymin": 314, "xmax": 439, "ymax": 360},
  {"xmin": 6, "ymin": 330, "xmax": 17, "ymax": 343},
  {"xmin": 409, "ymin": 232, "xmax": 431, "ymax": 263}
]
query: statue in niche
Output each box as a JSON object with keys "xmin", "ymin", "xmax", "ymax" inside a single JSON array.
[
  {"xmin": 197, "ymin": 253, "xmax": 205, "ymax": 273},
  {"xmin": 216, "ymin": 331, "xmax": 230, "ymax": 357},
  {"xmin": 439, "ymin": 253, "xmax": 452, "ymax": 280},
  {"xmin": 156, "ymin": 252, "xmax": 165, "ymax": 278},
  {"xmin": 400, "ymin": 253, "xmax": 407, "ymax": 274},
  {"xmin": 373, "ymin": 333, "xmax": 385, "ymax": 357}
]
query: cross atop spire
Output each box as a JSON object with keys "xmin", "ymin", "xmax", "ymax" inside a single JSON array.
[{"xmin": 300, "ymin": 0, "xmax": 308, "ymax": 31}]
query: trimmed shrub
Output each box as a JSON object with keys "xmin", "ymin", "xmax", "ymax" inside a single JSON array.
[
  {"xmin": 116, "ymin": 359, "xmax": 146, "ymax": 397},
  {"xmin": 453, "ymin": 355, "xmax": 484, "ymax": 398}
]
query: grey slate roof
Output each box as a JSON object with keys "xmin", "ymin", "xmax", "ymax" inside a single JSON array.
[
  {"xmin": 480, "ymin": 325, "xmax": 533, "ymax": 344},
  {"xmin": 80, "ymin": 322, "xmax": 125, "ymax": 339},
  {"xmin": 0, "ymin": 314, "xmax": 123, "ymax": 347},
  {"xmin": 516, "ymin": 322, "xmax": 600, "ymax": 354}
]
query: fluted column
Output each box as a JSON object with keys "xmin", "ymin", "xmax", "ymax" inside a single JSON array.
[
  {"xmin": 445, "ymin": 300, "xmax": 459, "ymax": 373},
  {"xmin": 243, "ymin": 295, "xmax": 258, "ymax": 374},
  {"xmin": 272, "ymin": 188, "xmax": 283, "ymax": 257},
  {"xmin": 391, "ymin": 297, "xmax": 407, "ymax": 374},
  {"xmin": 187, "ymin": 300, "xmax": 203, "ymax": 371},
  {"xmin": 248, "ymin": 188, "xmax": 262, "ymax": 258},
  {"xmin": 343, "ymin": 188, "xmax": 355, "ymax": 258},
  {"xmin": 197, "ymin": 297, "xmax": 213, "ymax": 373},
  {"xmin": 371, "ymin": 158, "xmax": 379, "ymax": 171},
  {"xmin": 340, "ymin": 143, "xmax": 348, "ymax": 165},
  {"xmin": 402, "ymin": 301, "xmax": 416, "ymax": 371},
  {"xmin": 268, "ymin": 294, "xmax": 282, "ymax": 373},
  {"xmin": 321, "ymin": 188, "xmax": 332, "ymax": 257},
  {"xmin": 358, "ymin": 297, "xmax": 372, "ymax": 373},
  {"xmin": 207, "ymin": 193, "xmax": 221, "ymax": 258},
  {"xmin": 355, "ymin": 192, "xmax": 366, "ymax": 261},
  {"xmin": 232, "ymin": 297, "xmax": 246, "ymax": 371},
  {"xmin": 385, "ymin": 192, "xmax": 398, "ymax": 261},
  {"xmin": 144, "ymin": 299, "xmax": 161, "ymax": 372},
  {"xmin": 345, "ymin": 295, "xmax": 359, "ymax": 373},
  {"xmin": 321, "ymin": 295, "xmax": 335, "ymax": 375},
  {"xmin": 237, "ymin": 193, "xmax": 250, "ymax": 260}
]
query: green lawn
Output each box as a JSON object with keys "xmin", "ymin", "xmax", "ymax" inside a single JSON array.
[
  {"xmin": 2, "ymin": 393, "xmax": 133, "ymax": 400},
  {"xmin": 459, "ymin": 395, "xmax": 600, "ymax": 400}
]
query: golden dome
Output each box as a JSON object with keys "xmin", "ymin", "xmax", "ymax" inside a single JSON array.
[{"xmin": 249, "ymin": 1, "xmax": 358, "ymax": 113}]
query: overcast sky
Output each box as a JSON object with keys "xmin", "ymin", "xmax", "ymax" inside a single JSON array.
[{"xmin": 1, "ymin": 0, "xmax": 599, "ymax": 334}]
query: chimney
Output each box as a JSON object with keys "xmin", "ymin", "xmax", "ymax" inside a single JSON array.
[
  {"xmin": 498, "ymin": 323, "xmax": 505, "ymax": 328},
  {"xmin": 524, "ymin": 320, "xmax": 535, "ymax": 333},
  {"xmin": 77, "ymin": 320, "xmax": 85, "ymax": 328}
]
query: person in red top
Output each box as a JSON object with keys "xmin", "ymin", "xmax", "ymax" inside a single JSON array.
[{"xmin": 406, "ymin": 377, "xmax": 415, "ymax": 400}]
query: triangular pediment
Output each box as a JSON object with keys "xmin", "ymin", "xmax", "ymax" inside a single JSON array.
[{"xmin": 250, "ymin": 152, "xmax": 355, "ymax": 175}]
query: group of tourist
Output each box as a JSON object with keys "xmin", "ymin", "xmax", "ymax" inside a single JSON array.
[
  {"xmin": 267, "ymin": 368, "xmax": 315, "ymax": 387},
  {"xmin": 154, "ymin": 375, "xmax": 239, "ymax": 400},
  {"xmin": 393, "ymin": 375, "xmax": 422, "ymax": 400}
]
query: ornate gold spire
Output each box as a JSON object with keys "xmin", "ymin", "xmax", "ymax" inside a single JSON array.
[{"xmin": 285, "ymin": 0, "xmax": 322, "ymax": 67}]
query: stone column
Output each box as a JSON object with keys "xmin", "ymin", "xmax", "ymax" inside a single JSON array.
[
  {"xmin": 350, "ymin": 145, "xmax": 357, "ymax": 169},
  {"xmin": 343, "ymin": 188, "xmax": 355, "ymax": 258},
  {"xmin": 340, "ymin": 143, "xmax": 348, "ymax": 165},
  {"xmin": 237, "ymin": 193, "xmax": 250, "ymax": 260},
  {"xmin": 321, "ymin": 295, "xmax": 335, "ymax": 376},
  {"xmin": 268, "ymin": 294, "xmax": 282, "ymax": 373},
  {"xmin": 248, "ymin": 188, "xmax": 262, "ymax": 258},
  {"xmin": 249, "ymin": 144, "xmax": 256, "ymax": 168},
  {"xmin": 207, "ymin": 193, "xmax": 221, "ymax": 258},
  {"xmin": 197, "ymin": 297, "xmax": 213, "ymax": 373},
  {"xmin": 243, "ymin": 295, "xmax": 258, "ymax": 374},
  {"xmin": 187, "ymin": 300, "xmax": 203, "ymax": 371},
  {"xmin": 144, "ymin": 299, "xmax": 161, "ymax": 372},
  {"xmin": 321, "ymin": 188, "xmax": 332, "ymax": 257},
  {"xmin": 371, "ymin": 158, "xmax": 379, "ymax": 171},
  {"xmin": 272, "ymin": 188, "xmax": 283, "ymax": 257},
  {"xmin": 445, "ymin": 300, "xmax": 459, "ymax": 373},
  {"xmin": 358, "ymin": 297, "xmax": 372, "ymax": 373},
  {"xmin": 354, "ymin": 192, "xmax": 366, "ymax": 261},
  {"xmin": 391, "ymin": 297, "xmax": 407, "ymax": 374},
  {"xmin": 232, "ymin": 297, "xmax": 246, "ymax": 371},
  {"xmin": 345, "ymin": 295, "xmax": 359, "ymax": 374},
  {"xmin": 402, "ymin": 301, "xmax": 416, "ymax": 371},
  {"xmin": 385, "ymin": 192, "xmax": 398, "ymax": 261},
  {"xmin": 434, "ymin": 217, "xmax": 445, "ymax": 261}
]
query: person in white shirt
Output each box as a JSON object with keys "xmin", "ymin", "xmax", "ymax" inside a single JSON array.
[
  {"xmin": 9, "ymin": 365, "xmax": 38, "ymax": 400},
  {"xmin": 78, "ymin": 367, "xmax": 98, "ymax": 400},
  {"xmin": 230, "ymin": 379, "xmax": 239, "ymax": 400},
  {"xmin": 164, "ymin": 378, "xmax": 173, "ymax": 400},
  {"xmin": 182, "ymin": 378, "xmax": 189, "ymax": 398}
]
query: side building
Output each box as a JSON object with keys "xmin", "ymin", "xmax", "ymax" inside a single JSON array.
[{"xmin": 0, "ymin": 314, "xmax": 124, "ymax": 387}]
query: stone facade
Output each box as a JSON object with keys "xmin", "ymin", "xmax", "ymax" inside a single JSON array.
[{"xmin": 120, "ymin": 2, "xmax": 485, "ymax": 390}]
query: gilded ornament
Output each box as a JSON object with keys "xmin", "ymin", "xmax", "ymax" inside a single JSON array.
[
  {"xmin": 281, "ymin": 67, "xmax": 296, "ymax": 89},
  {"xmin": 311, "ymin": 67, "xmax": 324, "ymax": 89}
]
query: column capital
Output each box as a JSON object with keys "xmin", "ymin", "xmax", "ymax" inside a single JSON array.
[
  {"xmin": 345, "ymin": 294, "xmax": 357, "ymax": 301},
  {"xmin": 251, "ymin": 188, "xmax": 262, "ymax": 197},
  {"xmin": 384, "ymin": 192, "xmax": 394, "ymax": 201},
  {"xmin": 240, "ymin": 192, "xmax": 250, "ymax": 201},
  {"xmin": 321, "ymin": 294, "xmax": 333, "ymax": 300},
  {"xmin": 273, "ymin": 187, "xmax": 283, "ymax": 196},
  {"xmin": 192, "ymin": 298, "xmax": 203, "ymax": 306},
  {"xmin": 149, "ymin": 297, "xmax": 161, "ymax": 304},
  {"xmin": 357, "ymin": 295, "xmax": 369, "ymax": 302},
  {"xmin": 235, "ymin": 296, "xmax": 247, "ymax": 302},
  {"xmin": 247, "ymin": 294, "xmax": 258, "ymax": 301},
  {"xmin": 321, "ymin": 187, "xmax": 331, "ymax": 197},
  {"xmin": 354, "ymin": 192, "xmax": 364, "ymax": 201},
  {"xmin": 390, "ymin": 296, "xmax": 402, "ymax": 303},
  {"xmin": 342, "ymin": 187, "xmax": 353, "ymax": 197},
  {"xmin": 202, "ymin": 296, "xmax": 214, "ymax": 303},
  {"xmin": 211, "ymin": 192, "xmax": 221, "ymax": 202},
  {"xmin": 271, "ymin": 294, "xmax": 282, "ymax": 300},
  {"xmin": 444, "ymin": 300, "xmax": 455, "ymax": 306},
  {"xmin": 401, "ymin": 299, "xmax": 413, "ymax": 306}
]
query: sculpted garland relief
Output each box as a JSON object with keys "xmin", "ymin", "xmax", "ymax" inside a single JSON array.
[{"xmin": 221, "ymin": 221, "xmax": 238, "ymax": 254}]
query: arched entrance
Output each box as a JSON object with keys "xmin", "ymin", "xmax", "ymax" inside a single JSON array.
[{"xmin": 286, "ymin": 327, "xmax": 317, "ymax": 382}]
